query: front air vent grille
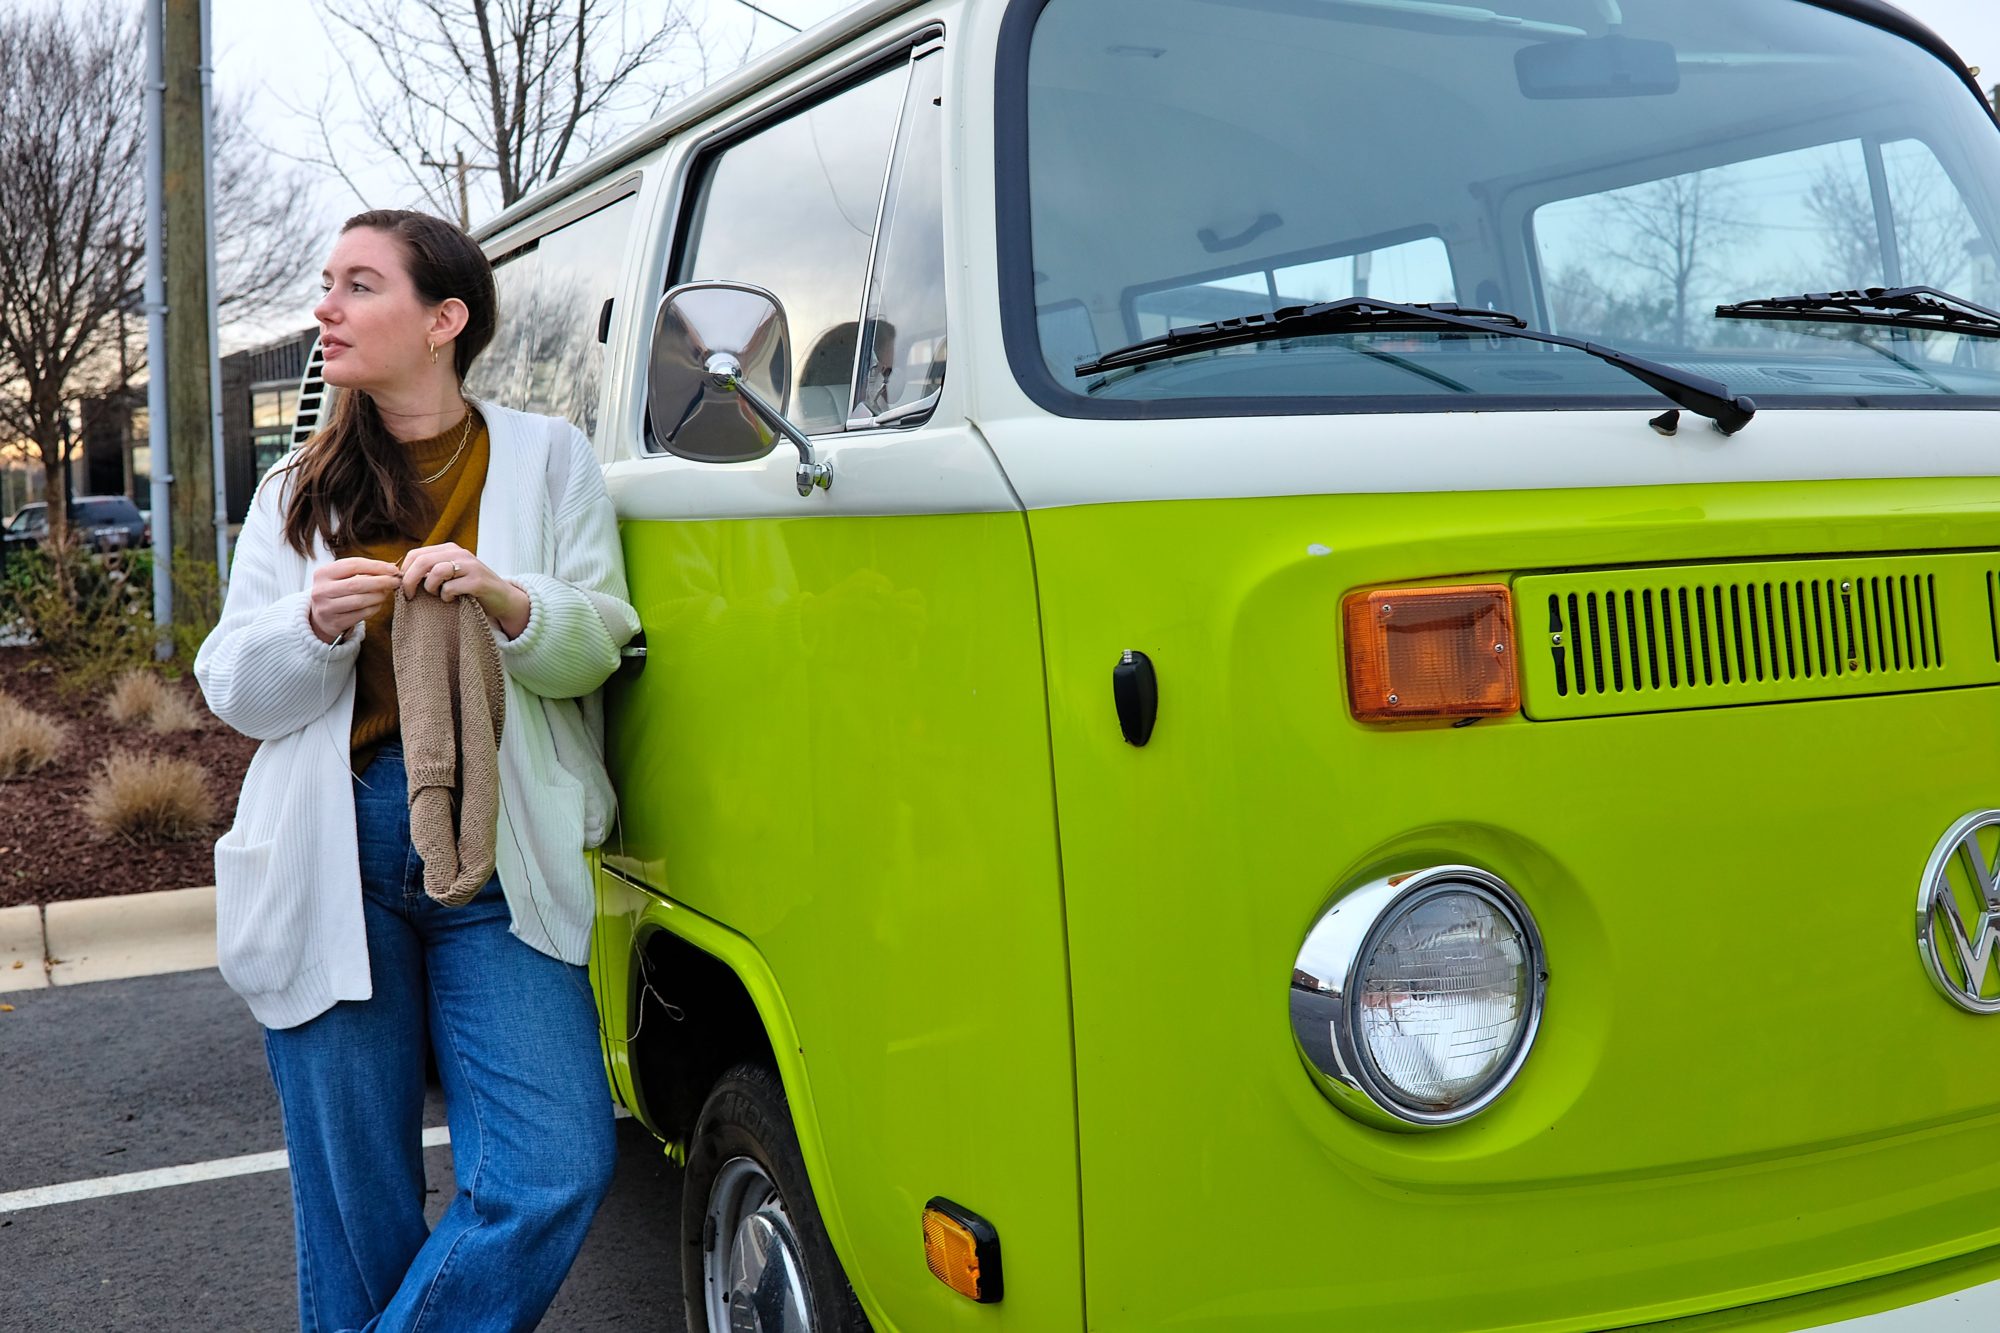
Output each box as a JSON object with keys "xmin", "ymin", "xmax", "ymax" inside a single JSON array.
[
  {"xmin": 1549, "ymin": 576, "xmax": 1939, "ymax": 698},
  {"xmin": 1518, "ymin": 554, "xmax": 2000, "ymax": 720}
]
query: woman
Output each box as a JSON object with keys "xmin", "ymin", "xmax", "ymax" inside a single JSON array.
[{"xmin": 195, "ymin": 209, "xmax": 640, "ymax": 1332}]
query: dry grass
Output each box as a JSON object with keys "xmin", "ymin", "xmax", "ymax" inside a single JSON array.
[
  {"xmin": 0, "ymin": 693, "xmax": 70, "ymax": 780},
  {"xmin": 82, "ymin": 752, "xmax": 215, "ymax": 842},
  {"xmin": 105, "ymin": 670, "xmax": 205, "ymax": 735},
  {"xmin": 144, "ymin": 688, "xmax": 203, "ymax": 735},
  {"xmin": 104, "ymin": 670, "xmax": 169, "ymax": 726}
]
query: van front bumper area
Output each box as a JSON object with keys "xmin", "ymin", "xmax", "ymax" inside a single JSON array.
[
  {"xmin": 1641, "ymin": 1245, "xmax": 2000, "ymax": 1332},
  {"xmin": 1812, "ymin": 1277, "xmax": 2000, "ymax": 1331}
]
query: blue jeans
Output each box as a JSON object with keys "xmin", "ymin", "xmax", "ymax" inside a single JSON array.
[{"xmin": 262, "ymin": 743, "xmax": 616, "ymax": 1333}]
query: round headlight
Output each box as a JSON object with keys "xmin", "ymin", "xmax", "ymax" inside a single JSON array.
[{"xmin": 1290, "ymin": 866, "xmax": 1546, "ymax": 1130}]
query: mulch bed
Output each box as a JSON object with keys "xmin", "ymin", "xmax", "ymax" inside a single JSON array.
[{"xmin": 0, "ymin": 648, "xmax": 256, "ymax": 909}]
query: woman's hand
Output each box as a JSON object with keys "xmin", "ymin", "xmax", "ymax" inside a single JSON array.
[
  {"xmin": 400, "ymin": 542, "xmax": 532, "ymax": 640},
  {"xmin": 308, "ymin": 557, "xmax": 403, "ymax": 644}
]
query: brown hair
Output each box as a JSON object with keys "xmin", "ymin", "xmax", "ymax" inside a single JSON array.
[{"xmin": 281, "ymin": 210, "xmax": 498, "ymax": 556}]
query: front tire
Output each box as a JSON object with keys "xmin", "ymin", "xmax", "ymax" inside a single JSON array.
[{"xmin": 680, "ymin": 1062, "xmax": 869, "ymax": 1333}]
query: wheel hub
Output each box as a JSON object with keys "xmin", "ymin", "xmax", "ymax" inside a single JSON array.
[{"xmin": 707, "ymin": 1157, "xmax": 813, "ymax": 1332}]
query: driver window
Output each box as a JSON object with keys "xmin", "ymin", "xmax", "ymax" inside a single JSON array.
[{"xmin": 675, "ymin": 66, "xmax": 905, "ymax": 434}]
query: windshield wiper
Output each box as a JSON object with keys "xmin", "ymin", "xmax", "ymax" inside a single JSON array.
[
  {"xmin": 1715, "ymin": 286, "xmax": 2000, "ymax": 339},
  {"xmin": 1076, "ymin": 297, "xmax": 1758, "ymax": 434}
]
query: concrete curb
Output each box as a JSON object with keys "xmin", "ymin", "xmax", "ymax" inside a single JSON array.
[
  {"xmin": 0, "ymin": 904, "xmax": 44, "ymax": 992},
  {"xmin": 0, "ymin": 887, "xmax": 216, "ymax": 993}
]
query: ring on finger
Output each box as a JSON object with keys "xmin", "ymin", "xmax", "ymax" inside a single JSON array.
[{"xmin": 451, "ymin": 561, "xmax": 462, "ymax": 576}]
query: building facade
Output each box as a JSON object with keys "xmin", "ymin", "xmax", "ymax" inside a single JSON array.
[{"xmin": 220, "ymin": 328, "xmax": 314, "ymax": 525}]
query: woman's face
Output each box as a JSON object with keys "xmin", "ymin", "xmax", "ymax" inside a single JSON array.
[{"xmin": 313, "ymin": 227, "xmax": 440, "ymax": 393}]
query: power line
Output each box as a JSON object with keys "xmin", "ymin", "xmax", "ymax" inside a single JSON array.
[
  {"xmin": 421, "ymin": 147, "xmax": 497, "ymax": 229},
  {"xmin": 731, "ymin": 0, "xmax": 800, "ymax": 32}
]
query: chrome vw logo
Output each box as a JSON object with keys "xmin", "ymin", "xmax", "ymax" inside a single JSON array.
[{"xmin": 1917, "ymin": 811, "xmax": 2000, "ymax": 1014}]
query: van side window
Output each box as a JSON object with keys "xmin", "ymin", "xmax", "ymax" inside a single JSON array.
[
  {"xmin": 675, "ymin": 66, "xmax": 906, "ymax": 435},
  {"xmin": 851, "ymin": 49, "xmax": 947, "ymax": 426},
  {"xmin": 468, "ymin": 190, "xmax": 638, "ymax": 437}
]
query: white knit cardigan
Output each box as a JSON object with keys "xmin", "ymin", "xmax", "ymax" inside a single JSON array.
[{"xmin": 194, "ymin": 402, "xmax": 641, "ymax": 1029}]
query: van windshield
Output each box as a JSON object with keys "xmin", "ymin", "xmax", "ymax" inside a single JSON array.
[{"xmin": 1008, "ymin": 0, "xmax": 2000, "ymax": 415}]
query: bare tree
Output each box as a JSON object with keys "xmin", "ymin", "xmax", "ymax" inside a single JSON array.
[
  {"xmin": 301, "ymin": 0, "xmax": 711, "ymax": 222},
  {"xmin": 0, "ymin": 4, "xmax": 143, "ymax": 551},
  {"xmin": 0, "ymin": 4, "xmax": 323, "ymax": 550},
  {"xmin": 1807, "ymin": 154, "xmax": 1976, "ymax": 295},
  {"xmin": 212, "ymin": 93, "xmax": 328, "ymax": 325},
  {"xmin": 1594, "ymin": 171, "xmax": 1740, "ymax": 347},
  {"xmin": 1544, "ymin": 265, "xmax": 1671, "ymax": 347}
]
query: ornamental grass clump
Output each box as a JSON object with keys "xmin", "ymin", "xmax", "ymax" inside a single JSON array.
[
  {"xmin": 82, "ymin": 752, "xmax": 215, "ymax": 842},
  {"xmin": 0, "ymin": 693, "xmax": 69, "ymax": 780},
  {"xmin": 104, "ymin": 669, "xmax": 202, "ymax": 734},
  {"xmin": 145, "ymin": 688, "xmax": 203, "ymax": 735},
  {"xmin": 105, "ymin": 669, "xmax": 166, "ymax": 725}
]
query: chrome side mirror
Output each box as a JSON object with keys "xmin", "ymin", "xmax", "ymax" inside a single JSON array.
[{"xmin": 646, "ymin": 281, "xmax": 831, "ymax": 496}]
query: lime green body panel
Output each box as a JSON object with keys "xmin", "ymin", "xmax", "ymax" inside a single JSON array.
[
  {"xmin": 1024, "ymin": 478, "xmax": 2000, "ymax": 1331},
  {"xmin": 589, "ymin": 859, "xmax": 666, "ymax": 1125},
  {"xmin": 1637, "ymin": 1241, "xmax": 2000, "ymax": 1331},
  {"xmin": 590, "ymin": 474, "xmax": 2000, "ymax": 1331},
  {"xmin": 596, "ymin": 511, "xmax": 1083, "ymax": 1332}
]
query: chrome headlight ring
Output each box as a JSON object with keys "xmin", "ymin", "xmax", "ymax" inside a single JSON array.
[{"xmin": 1290, "ymin": 865, "xmax": 1547, "ymax": 1131}]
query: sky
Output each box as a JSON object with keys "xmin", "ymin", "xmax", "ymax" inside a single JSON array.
[
  {"xmin": 209, "ymin": 0, "xmax": 2000, "ymax": 349},
  {"xmin": 210, "ymin": 0, "xmax": 859, "ymax": 217},
  {"xmin": 1901, "ymin": 0, "xmax": 2000, "ymax": 81},
  {"xmin": 209, "ymin": 0, "xmax": 854, "ymax": 347}
]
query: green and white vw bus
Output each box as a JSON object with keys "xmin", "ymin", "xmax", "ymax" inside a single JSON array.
[{"xmin": 439, "ymin": 0, "xmax": 2000, "ymax": 1327}]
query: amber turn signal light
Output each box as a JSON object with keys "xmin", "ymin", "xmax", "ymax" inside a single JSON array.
[
  {"xmin": 1343, "ymin": 584, "xmax": 1519, "ymax": 722},
  {"xmin": 923, "ymin": 1197, "xmax": 1003, "ymax": 1303}
]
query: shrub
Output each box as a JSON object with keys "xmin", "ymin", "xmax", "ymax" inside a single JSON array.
[
  {"xmin": 0, "ymin": 545, "xmax": 224, "ymax": 693},
  {"xmin": 105, "ymin": 669, "xmax": 169, "ymax": 726},
  {"xmin": 81, "ymin": 752, "xmax": 215, "ymax": 842},
  {"xmin": 167, "ymin": 555, "xmax": 223, "ymax": 667},
  {"xmin": 0, "ymin": 694, "xmax": 70, "ymax": 780},
  {"xmin": 103, "ymin": 669, "xmax": 203, "ymax": 734},
  {"xmin": 0, "ymin": 545, "xmax": 158, "ymax": 691},
  {"xmin": 145, "ymin": 687, "xmax": 203, "ymax": 735}
]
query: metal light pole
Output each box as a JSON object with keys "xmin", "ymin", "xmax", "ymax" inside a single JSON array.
[
  {"xmin": 144, "ymin": 0, "xmax": 173, "ymax": 652},
  {"xmin": 201, "ymin": 0, "xmax": 228, "ymax": 588}
]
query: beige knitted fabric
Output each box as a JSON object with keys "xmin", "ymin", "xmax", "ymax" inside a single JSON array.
[{"xmin": 391, "ymin": 592, "xmax": 506, "ymax": 906}]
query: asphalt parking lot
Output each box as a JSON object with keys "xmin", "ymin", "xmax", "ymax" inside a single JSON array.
[{"xmin": 0, "ymin": 968, "xmax": 687, "ymax": 1331}]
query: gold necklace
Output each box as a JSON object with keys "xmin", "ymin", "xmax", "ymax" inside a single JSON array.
[{"xmin": 414, "ymin": 410, "xmax": 475, "ymax": 485}]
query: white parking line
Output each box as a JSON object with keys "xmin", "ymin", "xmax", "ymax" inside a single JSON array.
[{"xmin": 0, "ymin": 1125, "xmax": 453, "ymax": 1215}]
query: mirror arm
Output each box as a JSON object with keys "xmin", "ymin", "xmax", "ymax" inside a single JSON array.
[{"xmin": 705, "ymin": 352, "xmax": 833, "ymax": 497}]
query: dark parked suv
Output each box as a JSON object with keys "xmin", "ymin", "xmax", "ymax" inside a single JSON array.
[{"xmin": 3, "ymin": 497, "xmax": 148, "ymax": 554}]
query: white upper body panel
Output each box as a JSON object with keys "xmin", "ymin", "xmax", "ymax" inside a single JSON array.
[
  {"xmin": 967, "ymin": 406, "xmax": 2000, "ymax": 512},
  {"xmin": 479, "ymin": 0, "xmax": 2000, "ymax": 526}
]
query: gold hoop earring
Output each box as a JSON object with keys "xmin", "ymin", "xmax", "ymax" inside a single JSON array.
[{"xmin": 428, "ymin": 340, "xmax": 439, "ymax": 365}]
